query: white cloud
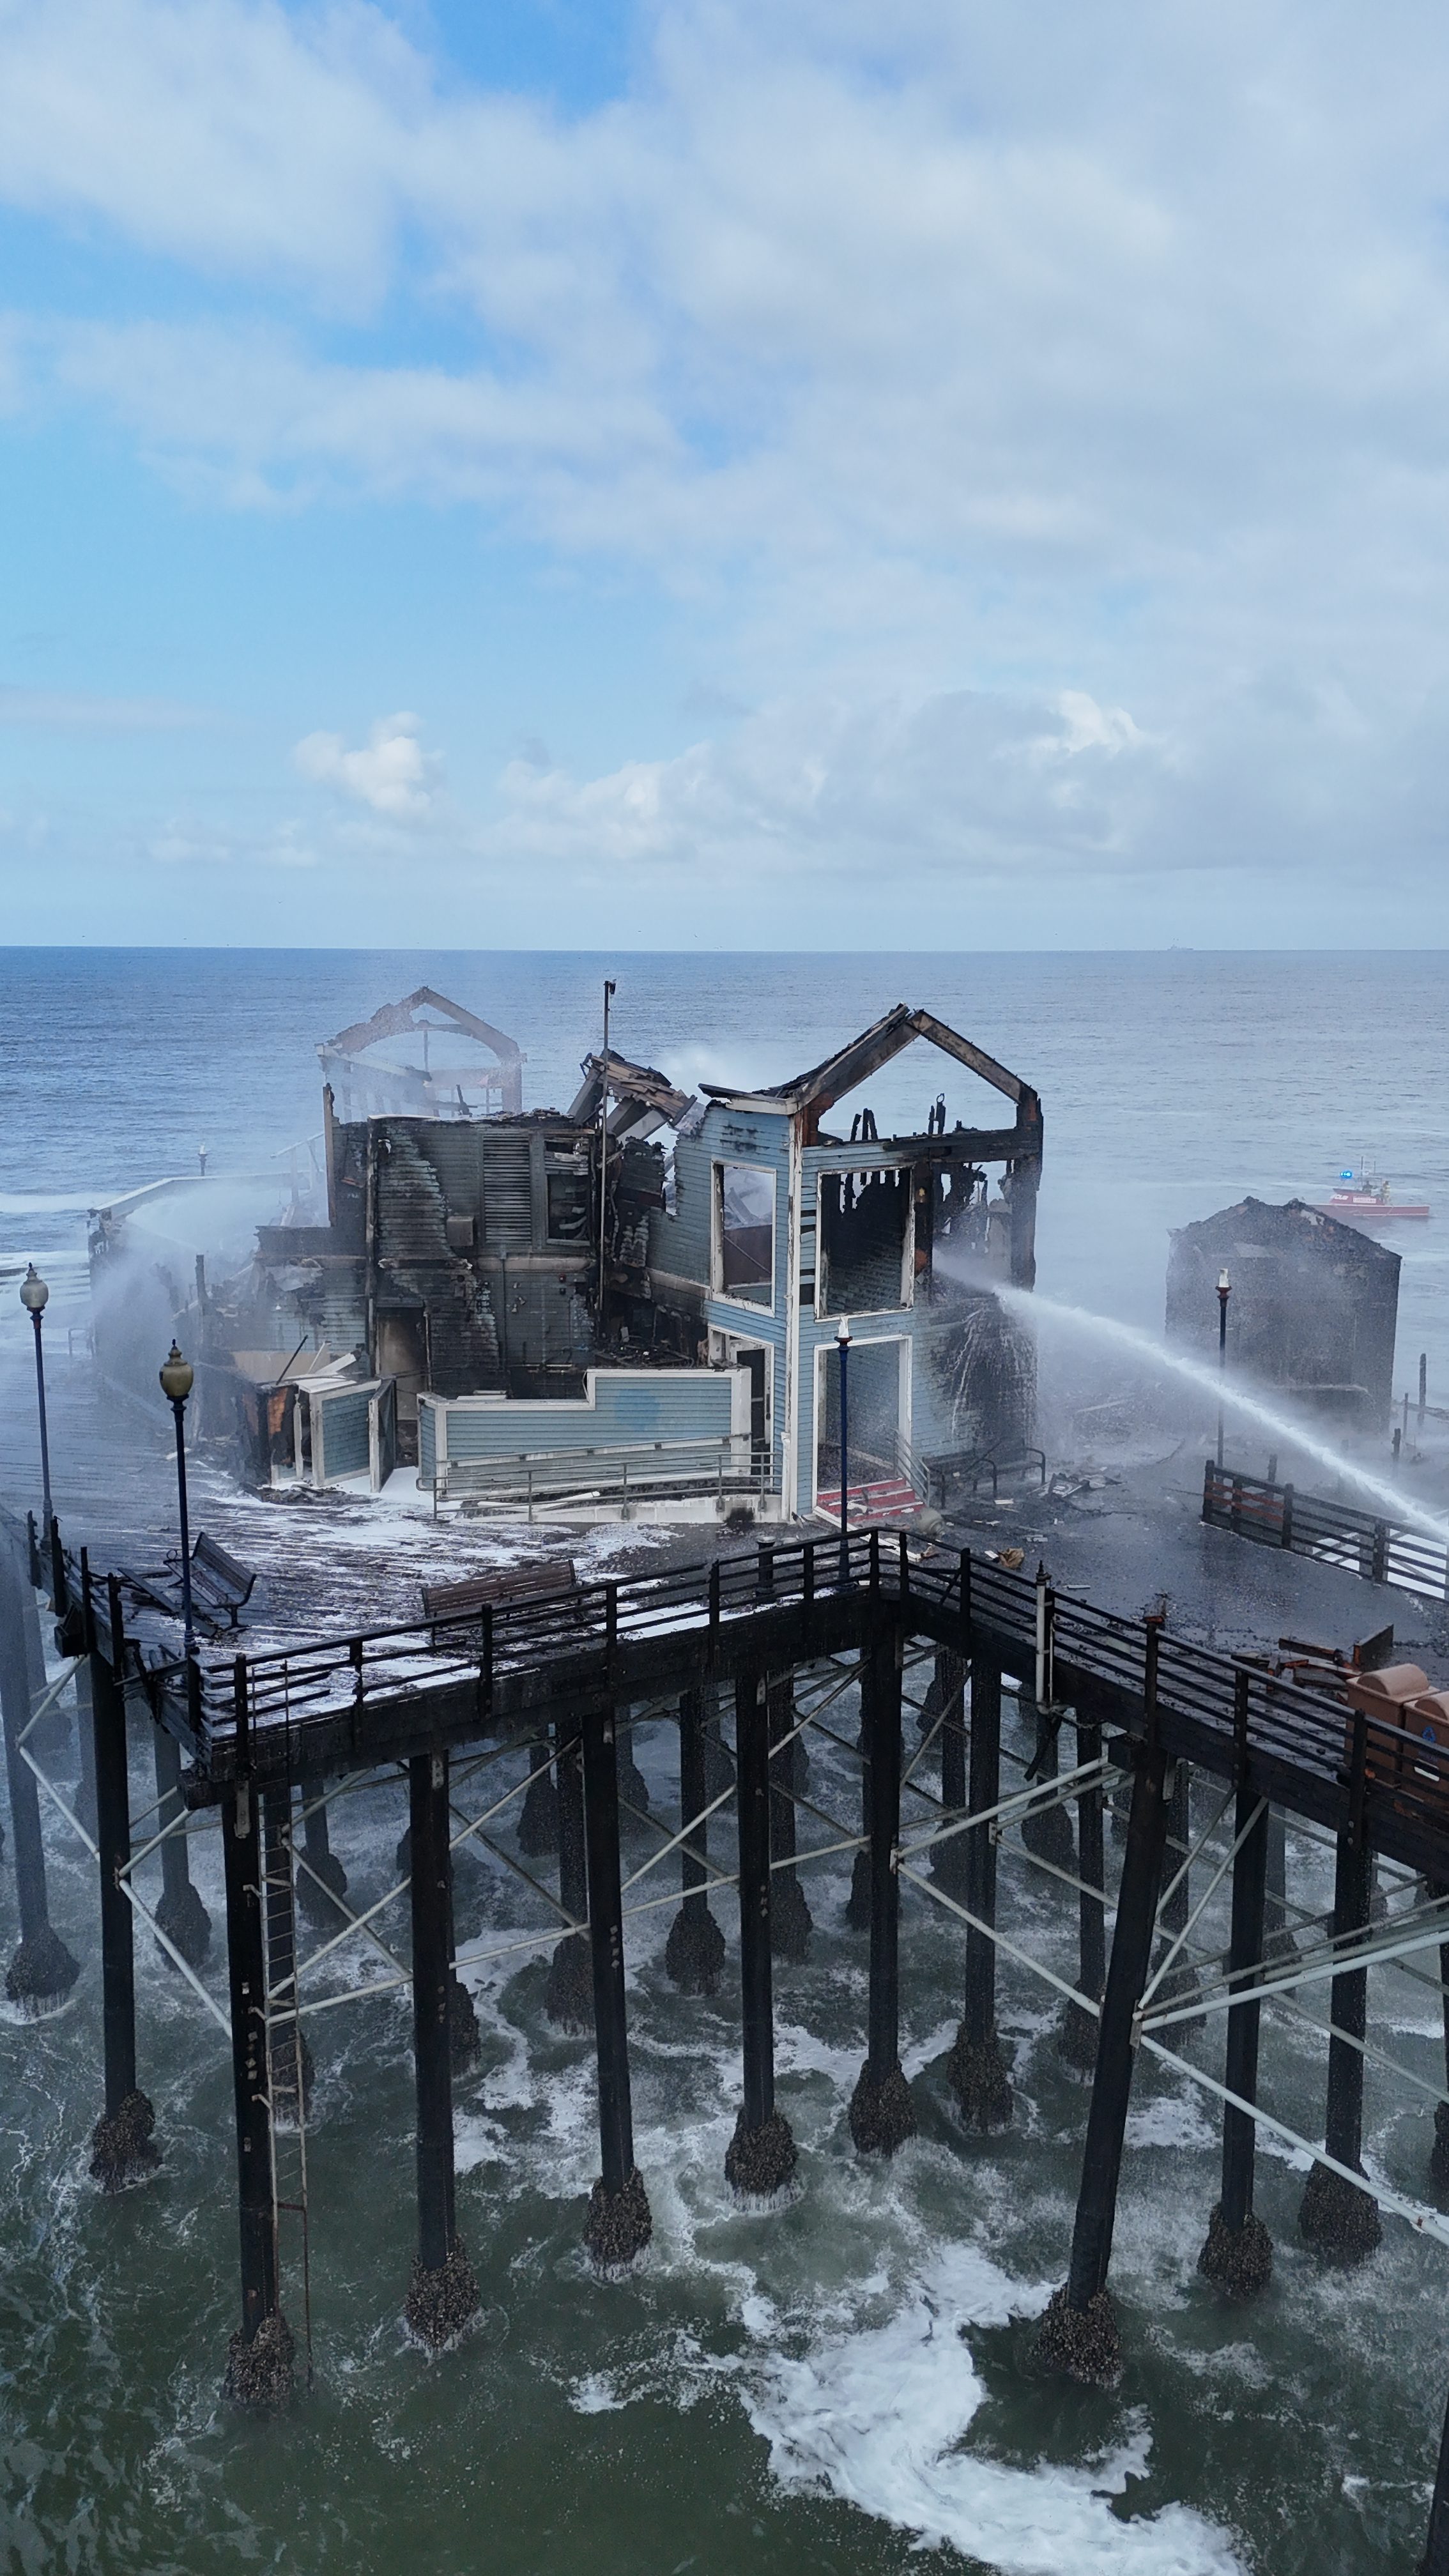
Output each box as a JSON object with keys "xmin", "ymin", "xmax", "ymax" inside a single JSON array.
[
  {"xmin": 4, "ymin": 1, "xmax": 1449, "ymax": 912},
  {"xmin": 293, "ymin": 710, "xmax": 441, "ymax": 818},
  {"xmin": 483, "ymin": 686, "xmax": 1170, "ymax": 880}
]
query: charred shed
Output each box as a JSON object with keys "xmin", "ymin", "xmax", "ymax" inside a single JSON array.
[{"xmin": 1167, "ymin": 1197, "xmax": 1400, "ymax": 1427}]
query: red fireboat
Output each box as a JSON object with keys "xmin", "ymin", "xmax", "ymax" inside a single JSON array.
[{"xmin": 1312, "ymin": 1167, "xmax": 1431, "ymax": 1225}]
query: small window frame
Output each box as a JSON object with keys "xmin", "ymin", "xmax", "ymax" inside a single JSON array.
[{"xmin": 712, "ymin": 1160, "xmax": 776, "ymax": 1311}]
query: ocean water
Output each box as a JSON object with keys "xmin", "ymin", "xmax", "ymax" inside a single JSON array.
[{"xmin": 3, "ymin": 947, "xmax": 1449, "ymax": 2576}]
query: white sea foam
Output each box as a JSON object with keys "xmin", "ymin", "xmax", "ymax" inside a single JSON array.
[
  {"xmin": 744, "ymin": 2242, "xmax": 1247, "ymax": 2575},
  {"xmin": 1124, "ymin": 2092, "xmax": 1218, "ymax": 2154}
]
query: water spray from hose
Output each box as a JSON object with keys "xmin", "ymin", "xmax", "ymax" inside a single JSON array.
[{"xmin": 992, "ymin": 1282, "xmax": 1449, "ymax": 1547}]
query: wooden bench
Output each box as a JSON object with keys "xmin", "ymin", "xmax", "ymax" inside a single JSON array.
[
  {"xmin": 126, "ymin": 1529, "xmax": 257, "ymax": 1632},
  {"xmin": 420, "ymin": 1558, "xmax": 578, "ymax": 1620},
  {"xmin": 190, "ymin": 1532, "xmax": 257, "ymax": 1626}
]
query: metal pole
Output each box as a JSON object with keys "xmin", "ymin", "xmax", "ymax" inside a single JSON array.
[
  {"xmin": 262, "ymin": 1790, "xmax": 307, "ymax": 2120},
  {"xmin": 30, "ymin": 1307, "xmax": 52, "ymax": 1535},
  {"xmin": 597, "ymin": 978, "xmax": 615, "ymax": 1351},
  {"xmin": 171, "ymin": 1395, "xmax": 195, "ymax": 1658},
  {"xmin": 850, "ymin": 1614, "xmax": 916, "ymax": 2153},
  {"xmin": 1037, "ymin": 1745, "xmax": 1168, "ymax": 2384},
  {"xmin": 580, "ymin": 1702, "xmax": 652, "ymax": 2264},
  {"xmin": 1216, "ymin": 1270, "xmax": 1231, "ymax": 1472}
]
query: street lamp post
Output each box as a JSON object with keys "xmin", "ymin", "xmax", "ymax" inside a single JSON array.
[
  {"xmin": 159, "ymin": 1342, "xmax": 196, "ymax": 1657},
  {"xmin": 836, "ymin": 1315, "xmax": 852, "ymax": 1588},
  {"xmin": 20, "ymin": 1264, "xmax": 52, "ymax": 1536},
  {"xmin": 1216, "ymin": 1268, "xmax": 1232, "ymax": 1471},
  {"xmin": 597, "ymin": 979, "xmax": 617, "ymax": 1353}
]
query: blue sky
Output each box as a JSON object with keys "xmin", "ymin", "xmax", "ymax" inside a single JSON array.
[{"xmin": 3, "ymin": 0, "xmax": 1449, "ymax": 946}]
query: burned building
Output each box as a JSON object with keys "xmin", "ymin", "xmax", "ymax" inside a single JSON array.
[
  {"xmin": 1167, "ymin": 1197, "xmax": 1400, "ymax": 1427},
  {"xmin": 96, "ymin": 990, "xmax": 1043, "ymax": 1512},
  {"xmin": 317, "ymin": 988, "xmax": 524, "ymax": 1121},
  {"xmin": 632, "ymin": 1005, "xmax": 1044, "ymax": 1516}
]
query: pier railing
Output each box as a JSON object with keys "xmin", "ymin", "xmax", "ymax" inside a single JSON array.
[
  {"xmin": 430, "ymin": 1432, "xmax": 768, "ymax": 1515},
  {"xmin": 65, "ymin": 1524, "xmax": 1443, "ymax": 1881},
  {"xmin": 1202, "ymin": 1459, "xmax": 1449, "ymax": 1602}
]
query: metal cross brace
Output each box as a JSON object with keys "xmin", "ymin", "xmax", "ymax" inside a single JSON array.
[
  {"xmin": 1140, "ymin": 2032, "xmax": 1449, "ymax": 2252},
  {"xmin": 1141, "ymin": 1892, "xmax": 1449, "ymax": 2034}
]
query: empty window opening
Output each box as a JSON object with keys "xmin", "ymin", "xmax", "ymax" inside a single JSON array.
[
  {"xmin": 716, "ymin": 1163, "xmax": 775, "ymax": 1306},
  {"xmin": 818, "ymin": 1166, "xmax": 910, "ymax": 1315},
  {"xmin": 546, "ymin": 1169, "xmax": 590, "ymax": 1241}
]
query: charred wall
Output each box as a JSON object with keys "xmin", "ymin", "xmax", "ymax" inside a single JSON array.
[{"xmin": 1167, "ymin": 1197, "xmax": 1400, "ymax": 1425}]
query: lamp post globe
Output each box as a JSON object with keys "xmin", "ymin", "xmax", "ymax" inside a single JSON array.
[
  {"xmin": 20, "ymin": 1263, "xmax": 54, "ymax": 1533},
  {"xmin": 160, "ymin": 1342, "xmax": 197, "ymax": 1653},
  {"xmin": 1215, "ymin": 1269, "xmax": 1232, "ymax": 1472},
  {"xmin": 160, "ymin": 1342, "xmax": 195, "ymax": 1406}
]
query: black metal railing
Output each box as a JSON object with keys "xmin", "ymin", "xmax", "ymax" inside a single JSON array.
[
  {"xmin": 24, "ymin": 1497, "xmax": 1449, "ymax": 1878},
  {"xmin": 1202, "ymin": 1460, "xmax": 1449, "ymax": 1604}
]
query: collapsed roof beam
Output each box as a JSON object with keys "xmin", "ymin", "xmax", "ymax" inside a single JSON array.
[
  {"xmin": 567, "ymin": 1051, "xmax": 694, "ymax": 1132},
  {"xmin": 700, "ymin": 1003, "xmax": 1037, "ymax": 1124}
]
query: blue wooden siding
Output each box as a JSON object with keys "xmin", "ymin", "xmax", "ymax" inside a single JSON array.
[{"xmin": 424, "ymin": 1368, "xmax": 736, "ymax": 1464}]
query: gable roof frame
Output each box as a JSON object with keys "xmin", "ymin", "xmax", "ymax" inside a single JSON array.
[{"xmin": 701, "ymin": 1003, "xmax": 1039, "ymax": 1136}]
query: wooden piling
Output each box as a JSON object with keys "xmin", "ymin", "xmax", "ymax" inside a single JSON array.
[
  {"xmin": 726, "ymin": 1673, "xmax": 797, "ymax": 2198},
  {"xmin": 0, "ymin": 1538, "xmax": 77, "ymax": 2009},
  {"xmin": 928, "ymin": 1648, "xmax": 968, "ymax": 1901},
  {"xmin": 1036, "ymin": 1744, "xmax": 1169, "ymax": 2384},
  {"xmin": 664, "ymin": 1687, "xmax": 725, "ymax": 1995},
  {"xmin": 1199, "ymin": 1784, "xmax": 1271, "ymax": 2290},
  {"xmin": 296, "ymin": 1780, "xmax": 348, "ymax": 1931},
  {"xmin": 1057, "ymin": 1712, "xmax": 1105, "ymax": 2072},
  {"xmin": 404, "ymin": 1748, "xmax": 480, "ymax": 2346},
  {"xmin": 849, "ymin": 1617, "xmax": 916, "ymax": 2154},
  {"xmin": 222, "ymin": 1770, "xmax": 293, "ymax": 2405},
  {"xmin": 767, "ymin": 1671, "xmax": 812, "ymax": 1962},
  {"xmin": 580, "ymin": 1703, "xmax": 651, "ymax": 2266},
  {"xmin": 1299, "ymin": 1818, "xmax": 1381, "ymax": 2261},
  {"xmin": 1153, "ymin": 1761, "xmax": 1202, "ymax": 2029},
  {"xmin": 1420, "ymin": 2379, "xmax": 1449, "ymax": 2576},
  {"xmin": 949, "ymin": 1654, "xmax": 1011, "ymax": 2128},
  {"xmin": 152, "ymin": 1723, "xmax": 211, "ymax": 1967},
  {"xmin": 544, "ymin": 1716, "xmax": 592, "ymax": 2028},
  {"xmin": 88, "ymin": 1623, "xmax": 157, "ymax": 2188}
]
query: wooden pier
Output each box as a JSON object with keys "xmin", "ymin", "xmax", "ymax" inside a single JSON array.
[{"xmin": 10, "ymin": 1504, "xmax": 1449, "ymax": 2570}]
